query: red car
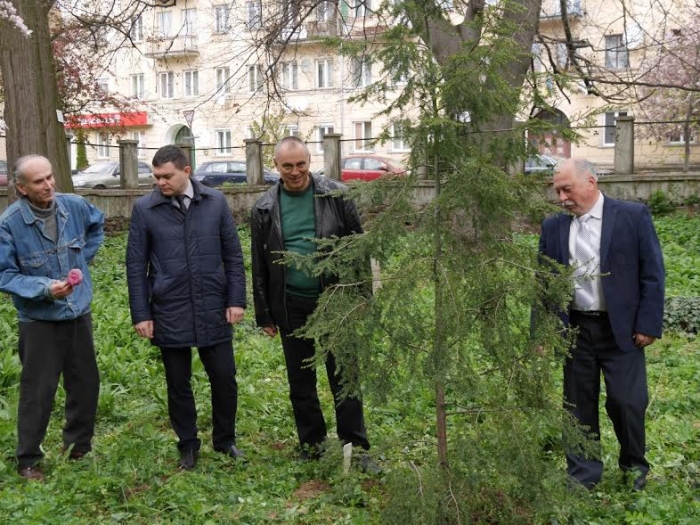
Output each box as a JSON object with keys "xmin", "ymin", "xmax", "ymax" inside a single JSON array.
[{"xmin": 341, "ymin": 155, "xmax": 407, "ymax": 182}]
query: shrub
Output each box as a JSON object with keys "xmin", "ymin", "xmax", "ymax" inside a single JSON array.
[
  {"xmin": 664, "ymin": 296, "xmax": 700, "ymax": 334},
  {"xmin": 648, "ymin": 190, "xmax": 676, "ymax": 216}
]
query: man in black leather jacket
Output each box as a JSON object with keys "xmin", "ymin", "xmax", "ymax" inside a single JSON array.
[{"xmin": 251, "ymin": 137, "xmax": 375, "ymax": 466}]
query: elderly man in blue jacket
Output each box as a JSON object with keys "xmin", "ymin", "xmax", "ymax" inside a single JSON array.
[
  {"xmin": 0, "ymin": 154, "xmax": 104, "ymax": 481},
  {"xmin": 126, "ymin": 145, "xmax": 246, "ymax": 471},
  {"xmin": 538, "ymin": 158, "xmax": 665, "ymax": 491}
]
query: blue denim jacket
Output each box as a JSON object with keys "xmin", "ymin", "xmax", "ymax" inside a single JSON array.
[{"xmin": 0, "ymin": 194, "xmax": 104, "ymax": 322}]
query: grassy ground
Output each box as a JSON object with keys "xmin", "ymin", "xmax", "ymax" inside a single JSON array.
[{"xmin": 0, "ymin": 213, "xmax": 697, "ymax": 524}]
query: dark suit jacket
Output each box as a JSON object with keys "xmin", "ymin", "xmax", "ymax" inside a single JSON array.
[{"xmin": 538, "ymin": 195, "xmax": 665, "ymax": 352}]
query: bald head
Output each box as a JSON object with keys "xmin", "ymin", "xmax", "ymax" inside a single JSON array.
[
  {"xmin": 14, "ymin": 155, "xmax": 56, "ymax": 208},
  {"xmin": 552, "ymin": 158, "xmax": 600, "ymax": 216}
]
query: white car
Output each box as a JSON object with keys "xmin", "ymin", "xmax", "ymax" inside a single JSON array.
[{"xmin": 73, "ymin": 161, "xmax": 154, "ymax": 189}]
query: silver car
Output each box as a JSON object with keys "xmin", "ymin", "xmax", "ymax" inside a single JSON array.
[{"xmin": 73, "ymin": 161, "xmax": 154, "ymax": 189}]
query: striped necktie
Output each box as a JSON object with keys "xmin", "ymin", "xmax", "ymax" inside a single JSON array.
[{"xmin": 573, "ymin": 214, "xmax": 596, "ymax": 310}]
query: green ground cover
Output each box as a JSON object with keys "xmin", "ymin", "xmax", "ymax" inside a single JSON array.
[{"xmin": 0, "ymin": 212, "xmax": 697, "ymax": 524}]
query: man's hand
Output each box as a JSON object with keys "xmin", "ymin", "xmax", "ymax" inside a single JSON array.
[
  {"xmin": 263, "ymin": 325, "xmax": 278, "ymax": 338},
  {"xmin": 633, "ymin": 333, "xmax": 656, "ymax": 348},
  {"xmin": 226, "ymin": 306, "xmax": 245, "ymax": 324},
  {"xmin": 134, "ymin": 320, "xmax": 154, "ymax": 339},
  {"xmin": 49, "ymin": 280, "xmax": 74, "ymax": 300}
]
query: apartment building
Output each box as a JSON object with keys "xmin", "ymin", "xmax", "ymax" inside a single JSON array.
[
  {"xmin": 532, "ymin": 0, "xmax": 699, "ymax": 170},
  {"xmin": 71, "ymin": 0, "xmax": 411, "ymax": 169}
]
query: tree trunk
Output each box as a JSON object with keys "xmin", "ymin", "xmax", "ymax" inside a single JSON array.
[{"xmin": 0, "ymin": 0, "xmax": 73, "ymax": 197}]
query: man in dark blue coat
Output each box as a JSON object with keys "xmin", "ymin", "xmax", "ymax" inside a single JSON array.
[
  {"xmin": 538, "ymin": 158, "xmax": 665, "ymax": 491},
  {"xmin": 126, "ymin": 145, "xmax": 246, "ymax": 470}
]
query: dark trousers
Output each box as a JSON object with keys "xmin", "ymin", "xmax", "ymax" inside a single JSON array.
[
  {"xmin": 160, "ymin": 340, "xmax": 238, "ymax": 452},
  {"xmin": 564, "ymin": 311, "xmax": 649, "ymax": 487},
  {"xmin": 17, "ymin": 313, "xmax": 100, "ymax": 467},
  {"xmin": 280, "ymin": 294, "xmax": 369, "ymax": 450}
]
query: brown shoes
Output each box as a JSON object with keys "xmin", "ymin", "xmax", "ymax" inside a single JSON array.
[{"xmin": 17, "ymin": 465, "xmax": 45, "ymax": 481}]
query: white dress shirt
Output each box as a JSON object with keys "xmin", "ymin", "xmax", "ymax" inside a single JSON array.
[{"xmin": 568, "ymin": 192, "xmax": 607, "ymax": 311}]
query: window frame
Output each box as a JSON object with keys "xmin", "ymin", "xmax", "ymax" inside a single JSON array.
[
  {"xmin": 96, "ymin": 133, "xmax": 110, "ymax": 159},
  {"xmin": 215, "ymin": 67, "xmax": 231, "ymax": 98},
  {"xmin": 605, "ymin": 34, "xmax": 629, "ymax": 70},
  {"xmin": 216, "ymin": 130, "xmax": 232, "ymax": 155},
  {"xmin": 130, "ymin": 74, "xmax": 144, "ymax": 99},
  {"xmin": 603, "ymin": 110, "xmax": 628, "ymax": 146},
  {"xmin": 316, "ymin": 59, "xmax": 333, "ymax": 89},
  {"xmin": 316, "ymin": 124, "xmax": 334, "ymax": 153},
  {"xmin": 214, "ymin": 5, "xmax": 230, "ymax": 33},
  {"xmin": 353, "ymin": 121, "xmax": 373, "ymax": 152},
  {"xmin": 159, "ymin": 71, "xmax": 175, "ymax": 99},
  {"xmin": 246, "ymin": 1, "xmax": 262, "ymax": 30},
  {"xmin": 183, "ymin": 70, "xmax": 199, "ymax": 97}
]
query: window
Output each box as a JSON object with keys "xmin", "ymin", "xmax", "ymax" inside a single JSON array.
[
  {"xmin": 182, "ymin": 8, "xmax": 197, "ymax": 35},
  {"xmin": 97, "ymin": 77, "xmax": 109, "ymax": 95},
  {"xmin": 391, "ymin": 120, "xmax": 410, "ymax": 151},
  {"xmin": 246, "ymin": 1, "xmax": 262, "ymax": 30},
  {"xmin": 316, "ymin": 59, "xmax": 333, "ymax": 88},
  {"xmin": 184, "ymin": 70, "xmax": 199, "ymax": 97},
  {"xmin": 280, "ymin": 61, "xmax": 298, "ymax": 90},
  {"xmin": 316, "ymin": 124, "xmax": 334, "ymax": 152},
  {"xmin": 555, "ymin": 42, "xmax": 569, "ymax": 69},
  {"xmin": 603, "ymin": 111, "xmax": 627, "ymax": 145},
  {"xmin": 605, "ymin": 34, "xmax": 628, "ymax": 69},
  {"xmin": 285, "ymin": 124, "xmax": 300, "ymax": 137},
  {"xmin": 156, "ymin": 11, "xmax": 173, "ymax": 37},
  {"xmin": 531, "ymin": 42, "xmax": 545, "ymax": 73},
  {"xmin": 216, "ymin": 67, "xmax": 231, "ymax": 98},
  {"xmin": 248, "ymin": 65, "xmax": 263, "ymax": 92},
  {"xmin": 131, "ymin": 131, "xmax": 146, "ymax": 158},
  {"xmin": 130, "ymin": 74, "xmax": 144, "ymax": 99},
  {"xmin": 159, "ymin": 71, "xmax": 175, "ymax": 99},
  {"xmin": 668, "ymin": 130, "xmax": 697, "ymax": 144},
  {"xmin": 316, "ymin": 1, "xmax": 332, "ymax": 22},
  {"xmin": 215, "ymin": 5, "xmax": 230, "ymax": 33},
  {"xmin": 351, "ymin": 57, "xmax": 372, "ymax": 88},
  {"xmin": 97, "ymin": 134, "xmax": 110, "ymax": 158},
  {"xmin": 217, "ymin": 130, "xmax": 232, "ymax": 155},
  {"xmin": 353, "ymin": 121, "xmax": 372, "ymax": 151},
  {"xmin": 355, "ymin": 0, "xmax": 371, "ymax": 17},
  {"xmin": 130, "ymin": 16, "xmax": 143, "ymax": 41}
]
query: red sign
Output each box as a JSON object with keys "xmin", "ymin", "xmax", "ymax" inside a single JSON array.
[{"xmin": 65, "ymin": 111, "xmax": 149, "ymax": 129}]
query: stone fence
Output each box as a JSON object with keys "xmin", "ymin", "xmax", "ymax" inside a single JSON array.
[{"xmin": 1, "ymin": 134, "xmax": 698, "ymax": 223}]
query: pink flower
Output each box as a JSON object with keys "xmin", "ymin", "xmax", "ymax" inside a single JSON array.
[{"xmin": 66, "ymin": 268, "xmax": 83, "ymax": 286}]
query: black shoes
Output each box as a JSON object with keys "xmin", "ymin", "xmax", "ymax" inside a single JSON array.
[
  {"xmin": 215, "ymin": 444, "xmax": 245, "ymax": 460},
  {"xmin": 356, "ymin": 454, "xmax": 382, "ymax": 475},
  {"xmin": 178, "ymin": 449, "xmax": 199, "ymax": 471},
  {"xmin": 633, "ymin": 473, "xmax": 647, "ymax": 492},
  {"xmin": 17, "ymin": 465, "xmax": 45, "ymax": 481}
]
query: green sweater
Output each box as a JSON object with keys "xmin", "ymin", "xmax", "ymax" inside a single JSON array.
[{"xmin": 280, "ymin": 184, "xmax": 322, "ymax": 297}]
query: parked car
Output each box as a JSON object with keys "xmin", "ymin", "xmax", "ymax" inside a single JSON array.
[
  {"xmin": 0, "ymin": 160, "xmax": 7, "ymax": 187},
  {"xmin": 73, "ymin": 161, "xmax": 154, "ymax": 189},
  {"xmin": 524, "ymin": 154, "xmax": 561, "ymax": 175},
  {"xmin": 339, "ymin": 155, "xmax": 407, "ymax": 181},
  {"xmin": 192, "ymin": 160, "xmax": 279, "ymax": 186}
]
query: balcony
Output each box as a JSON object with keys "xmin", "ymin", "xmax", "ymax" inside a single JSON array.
[
  {"xmin": 540, "ymin": 0, "xmax": 583, "ymax": 20},
  {"xmin": 145, "ymin": 35, "xmax": 199, "ymax": 59},
  {"xmin": 306, "ymin": 20, "xmax": 337, "ymax": 38}
]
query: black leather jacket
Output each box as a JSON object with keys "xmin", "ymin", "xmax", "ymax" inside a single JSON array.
[{"xmin": 251, "ymin": 175, "xmax": 363, "ymax": 330}]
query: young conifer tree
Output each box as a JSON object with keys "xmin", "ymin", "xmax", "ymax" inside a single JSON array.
[{"xmin": 285, "ymin": 0, "xmax": 590, "ymax": 522}]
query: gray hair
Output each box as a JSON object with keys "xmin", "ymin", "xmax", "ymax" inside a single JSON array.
[
  {"xmin": 13, "ymin": 154, "xmax": 50, "ymax": 184},
  {"xmin": 274, "ymin": 136, "xmax": 310, "ymax": 159},
  {"xmin": 571, "ymin": 158, "xmax": 598, "ymax": 181}
]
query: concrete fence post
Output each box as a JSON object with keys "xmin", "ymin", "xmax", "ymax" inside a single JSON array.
[
  {"xmin": 614, "ymin": 116, "xmax": 635, "ymax": 175},
  {"xmin": 323, "ymin": 133, "xmax": 342, "ymax": 181},
  {"xmin": 118, "ymin": 139, "xmax": 139, "ymax": 189},
  {"xmin": 245, "ymin": 138, "xmax": 264, "ymax": 185}
]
